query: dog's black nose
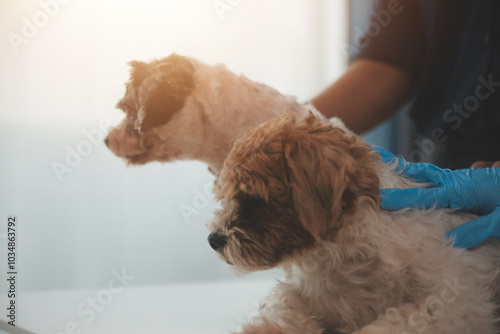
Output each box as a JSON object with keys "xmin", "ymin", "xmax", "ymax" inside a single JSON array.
[
  {"xmin": 104, "ymin": 136, "xmax": 110, "ymax": 147},
  {"xmin": 208, "ymin": 233, "xmax": 227, "ymax": 251}
]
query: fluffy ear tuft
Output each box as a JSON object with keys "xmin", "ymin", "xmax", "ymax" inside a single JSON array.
[
  {"xmin": 130, "ymin": 55, "xmax": 196, "ymax": 131},
  {"xmin": 215, "ymin": 163, "xmax": 270, "ymax": 204},
  {"xmin": 283, "ymin": 115, "xmax": 380, "ymax": 240},
  {"xmin": 128, "ymin": 60, "xmax": 149, "ymax": 85},
  {"xmin": 214, "ymin": 116, "xmax": 290, "ymax": 204}
]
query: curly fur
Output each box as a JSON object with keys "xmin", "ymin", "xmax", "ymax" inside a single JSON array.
[
  {"xmin": 105, "ymin": 53, "xmax": 341, "ymax": 172},
  {"xmin": 207, "ymin": 113, "xmax": 500, "ymax": 334}
]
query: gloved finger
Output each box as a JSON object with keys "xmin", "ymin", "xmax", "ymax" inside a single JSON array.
[
  {"xmin": 380, "ymin": 187, "xmax": 451, "ymax": 210},
  {"xmin": 446, "ymin": 209, "xmax": 500, "ymax": 248},
  {"xmin": 373, "ymin": 147, "xmax": 443, "ymax": 185},
  {"xmin": 396, "ymin": 162, "xmax": 449, "ymax": 185},
  {"xmin": 373, "ymin": 147, "xmax": 404, "ymax": 170}
]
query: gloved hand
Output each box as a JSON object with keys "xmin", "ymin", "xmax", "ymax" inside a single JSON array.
[{"xmin": 374, "ymin": 147, "xmax": 500, "ymax": 248}]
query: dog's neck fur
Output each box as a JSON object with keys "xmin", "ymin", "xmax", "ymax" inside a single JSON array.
[{"xmin": 186, "ymin": 63, "xmax": 310, "ymax": 172}]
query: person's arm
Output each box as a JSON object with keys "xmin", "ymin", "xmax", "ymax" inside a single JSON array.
[
  {"xmin": 312, "ymin": 0, "xmax": 424, "ymax": 134},
  {"xmin": 311, "ymin": 59, "xmax": 414, "ymax": 134}
]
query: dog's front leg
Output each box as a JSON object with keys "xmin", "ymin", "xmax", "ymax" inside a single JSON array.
[
  {"xmin": 352, "ymin": 305, "xmax": 419, "ymax": 334},
  {"xmin": 238, "ymin": 285, "xmax": 324, "ymax": 334}
]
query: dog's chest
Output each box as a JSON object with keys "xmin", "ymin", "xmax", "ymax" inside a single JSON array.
[{"xmin": 287, "ymin": 253, "xmax": 409, "ymax": 331}]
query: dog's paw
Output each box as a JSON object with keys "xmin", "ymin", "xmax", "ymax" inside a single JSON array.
[{"xmin": 353, "ymin": 308, "xmax": 410, "ymax": 334}]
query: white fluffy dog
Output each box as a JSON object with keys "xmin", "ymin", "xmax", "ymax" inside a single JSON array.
[{"xmin": 208, "ymin": 114, "xmax": 500, "ymax": 334}]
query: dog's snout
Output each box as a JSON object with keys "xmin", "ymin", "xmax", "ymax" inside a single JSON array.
[
  {"xmin": 208, "ymin": 233, "xmax": 228, "ymax": 251},
  {"xmin": 104, "ymin": 136, "xmax": 110, "ymax": 147}
]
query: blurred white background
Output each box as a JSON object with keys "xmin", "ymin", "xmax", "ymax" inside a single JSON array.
[{"xmin": 0, "ymin": 0, "xmax": 352, "ymax": 293}]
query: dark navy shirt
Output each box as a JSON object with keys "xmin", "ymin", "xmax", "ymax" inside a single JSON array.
[{"xmin": 353, "ymin": 0, "xmax": 500, "ymax": 168}]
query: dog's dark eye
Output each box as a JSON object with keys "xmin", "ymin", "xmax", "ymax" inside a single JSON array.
[{"xmin": 237, "ymin": 194, "xmax": 266, "ymax": 222}]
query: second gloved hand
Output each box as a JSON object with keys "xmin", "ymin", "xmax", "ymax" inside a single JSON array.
[{"xmin": 374, "ymin": 147, "xmax": 500, "ymax": 248}]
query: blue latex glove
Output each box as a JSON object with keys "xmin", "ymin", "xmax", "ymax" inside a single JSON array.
[{"xmin": 374, "ymin": 147, "xmax": 500, "ymax": 248}]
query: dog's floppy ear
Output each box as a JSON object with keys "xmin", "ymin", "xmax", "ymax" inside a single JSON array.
[
  {"xmin": 130, "ymin": 55, "xmax": 196, "ymax": 131},
  {"xmin": 283, "ymin": 115, "xmax": 380, "ymax": 240}
]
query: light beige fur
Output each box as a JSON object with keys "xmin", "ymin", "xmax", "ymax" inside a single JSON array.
[{"xmin": 208, "ymin": 114, "xmax": 500, "ymax": 334}]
